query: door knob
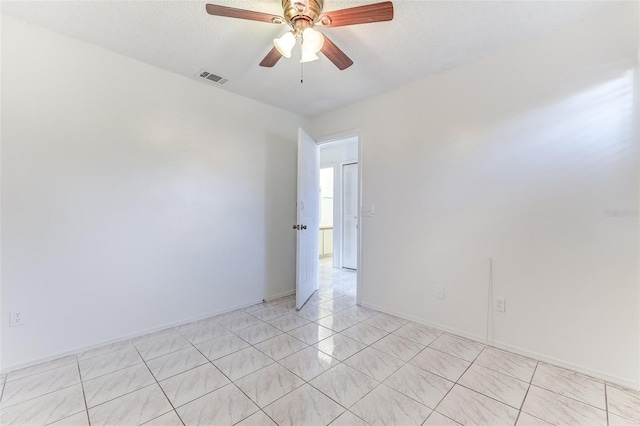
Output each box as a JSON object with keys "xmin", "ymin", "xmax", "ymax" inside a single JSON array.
[
  {"xmin": 293, "ymin": 224, "xmax": 300, "ymax": 230},
  {"xmin": 301, "ymin": 225, "xmax": 307, "ymax": 230}
]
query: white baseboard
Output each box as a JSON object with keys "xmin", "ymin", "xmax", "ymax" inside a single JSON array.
[
  {"xmin": 359, "ymin": 301, "xmax": 640, "ymax": 391},
  {"xmin": 1, "ymin": 297, "xmax": 265, "ymax": 375},
  {"xmin": 265, "ymin": 289, "xmax": 295, "ymax": 302}
]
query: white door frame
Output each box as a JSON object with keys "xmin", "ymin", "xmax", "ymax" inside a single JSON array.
[{"xmin": 316, "ymin": 130, "xmax": 362, "ymax": 305}]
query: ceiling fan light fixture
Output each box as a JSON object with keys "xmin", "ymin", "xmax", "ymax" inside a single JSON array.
[
  {"xmin": 274, "ymin": 31, "xmax": 296, "ymax": 58},
  {"xmin": 300, "ymin": 51, "xmax": 320, "ymax": 63},
  {"xmin": 301, "ymin": 28, "xmax": 324, "ymax": 54}
]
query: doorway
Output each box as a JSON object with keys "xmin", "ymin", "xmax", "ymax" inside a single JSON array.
[{"xmin": 317, "ymin": 137, "xmax": 359, "ymax": 298}]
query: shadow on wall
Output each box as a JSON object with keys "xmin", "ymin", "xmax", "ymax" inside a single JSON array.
[{"xmin": 263, "ymin": 132, "xmax": 297, "ymax": 300}]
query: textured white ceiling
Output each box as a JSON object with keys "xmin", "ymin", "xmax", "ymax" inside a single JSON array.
[{"xmin": 1, "ymin": 0, "xmax": 622, "ymax": 116}]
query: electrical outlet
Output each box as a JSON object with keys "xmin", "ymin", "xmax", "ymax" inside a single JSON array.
[
  {"xmin": 10, "ymin": 310, "xmax": 24, "ymax": 327},
  {"xmin": 435, "ymin": 286, "xmax": 445, "ymax": 300},
  {"xmin": 362, "ymin": 204, "xmax": 375, "ymax": 217},
  {"xmin": 494, "ymin": 297, "xmax": 506, "ymax": 313}
]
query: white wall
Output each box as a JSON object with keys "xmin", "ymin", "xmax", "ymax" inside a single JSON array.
[
  {"xmin": 311, "ymin": 3, "xmax": 640, "ymax": 387},
  {"xmin": 320, "ymin": 139, "xmax": 358, "ymax": 268},
  {"xmin": 1, "ymin": 16, "xmax": 304, "ymax": 371}
]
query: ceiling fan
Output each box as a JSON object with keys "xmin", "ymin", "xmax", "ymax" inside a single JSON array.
[{"xmin": 205, "ymin": 0, "xmax": 394, "ymax": 70}]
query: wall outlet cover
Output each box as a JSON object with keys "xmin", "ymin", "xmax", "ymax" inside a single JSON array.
[
  {"xmin": 10, "ymin": 310, "xmax": 24, "ymax": 327},
  {"xmin": 435, "ymin": 286, "xmax": 445, "ymax": 299},
  {"xmin": 362, "ymin": 204, "xmax": 375, "ymax": 217},
  {"xmin": 494, "ymin": 297, "xmax": 506, "ymax": 313}
]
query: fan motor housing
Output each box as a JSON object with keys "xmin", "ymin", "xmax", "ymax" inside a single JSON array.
[{"xmin": 282, "ymin": 0, "xmax": 324, "ymax": 24}]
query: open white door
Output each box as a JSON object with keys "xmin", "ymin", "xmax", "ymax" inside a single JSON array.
[{"xmin": 295, "ymin": 128, "xmax": 320, "ymax": 309}]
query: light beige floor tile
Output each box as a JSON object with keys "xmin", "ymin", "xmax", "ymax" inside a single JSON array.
[
  {"xmin": 254, "ymin": 334, "xmax": 308, "ymax": 361},
  {"xmin": 532, "ymin": 363, "xmax": 605, "ymax": 409},
  {"xmin": 288, "ymin": 323, "xmax": 335, "ymax": 345},
  {"xmin": 330, "ymin": 411, "xmax": 370, "ymax": 426},
  {"xmin": 393, "ymin": 323, "xmax": 442, "ymax": 346},
  {"xmin": 6, "ymin": 355, "xmax": 77, "ymax": 382},
  {"xmin": 371, "ymin": 334, "xmax": 425, "ymax": 362},
  {"xmin": 132, "ymin": 329, "xmax": 182, "ymax": 345},
  {"xmin": 344, "ymin": 347, "xmax": 405, "ymax": 382},
  {"xmin": 235, "ymin": 411, "xmax": 278, "ymax": 426},
  {"xmin": 361, "ymin": 314, "xmax": 408, "ymax": 333},
  {"xmin": 77, "ymin": 341, "xmax": 134, "ymax": 361},
  {"xmin": 295, "ymin": 305, "xmax": 333, "ymax": 321},
  {"xmin": 218, "ymin": 313, "xmax": 263, "ymax": 333},
  {"xmin": 317, "ymin": 296, "xmax": 357, "ymax": 313},
  {"xmin": 1, "ymin": 363, "xmax": 80, "ymax": 407},
  {"xmin": 213, "ymin": 347, "xmax": 274, "ymax": 381},
  {"xmin": 250, "ymin": 305, "xmax": 290, "ymax": 322},
  {"xmin": 429, "ymin": 334, "xmax": 485, "ymax": 363},
  {"xmin": 410, "ymin": 347, "xmax": 470, "ymax": 382},
  {"xmin": 609, "ymin": 413, "xmax": 640, "ymax": 426},
  {"xmin": 474, "ymin": 347, "xmax": 537, "ymax": 383},
  {"xmin": 279, "ymin": 346, "xmax": 339, "ymax": 381},
  {"xmin": 516, "ymin": 412, "xmax": 554, "ymax": 425},
  {"xmin": 235, "ymin": 363, "xmax": 305, "ymax": 408},
  {"xmin": 159, "ymin": 363, "xmax": 230, "ymax": 407},
  {"xmin": 146, "ymin": 347, "xmax": 207, "ymax": 381},
  {"xmin": 176, "ymin": 384, "xmax": 258, "ymax": 425},
  {"xmin": 310, "ymin": 363, "xmax": 379, "ymax": 408},
  {"xmin": 267, "ymin": 314, "xmax": 310, "ymax": 332},
  {"xmin": 340, "ymin": 324, "xmax": 388, "ymax": 345},
  {"xmin": 423, "ymin": 411, "xmax": 461, "ymax": 425},
  {"xmin": 83, "ymin": 363, "xmax": 155, "ymax": 408},
  {"xmin": 88, "ymin": 384, "xmax": 172, "ymax": 426},
  {"xmin": 141, "ymin": 411, "xmax": 184, "ymax": 426},
  {"xmin": 134, "ymin": 333, "xmax": 191, "ymax": 361},
  {"xmin": 0, "ymin": 385, "xmax": 85, "ymax": 426},
  {"xmin": 608, "ymin": 384, "xmax": 640, "ymax": 422},
  {"xmin": 235, "ymin": 322, "xmax": 283, "ymax": 345},
  {"xmin": 195, "ymin": 333, "xmax": 250, "ymax": 360},
  {"xmin": 314, "ymin": 334, "xmax": 367, "ymax": 361},
  {"xmin": 437, "ymin": 384, "xmax": 519, "ymax": 426},
  {"xmin": 384, "ymin": 363, "xmax": 453, "ymax": 409},
  {"xmin": 350, "ymin": 384, "xmax": 431, "ymax": 426},
  {"xmin": 317, "ymin": 311, "xmax": 363, "ymax": 332},
  {"xmin": 521, "ymin": 385, "xmax": 607, "ymax": 425},
  {"xmin": 458, "ymin": 363, "xmax": 529, "ymax": 409},
  {"xmin": 79, "ymin": 346, "xmax": 142, "ymax": 381},
  {"xmin": 263, "ymin": 384, "xmax": 344, "ymax": 426},
  {"xmin": 48, "ymin": 411, "xmax": 90, "ymax": 426}
]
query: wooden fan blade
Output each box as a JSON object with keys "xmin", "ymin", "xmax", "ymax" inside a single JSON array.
[
  {"xmin": 320, "ymin": 35, "xmax": 353, "ymax": 70},
  {"xmin": 206, "ymin": 4, "xmax": 285, "ymax": 24},
  {"xmin": 318, "ymin": 1, "xmax": 393, "ymax": 27},
  {"xmin": 259, "ymin": 47, "xmax": 283, "ymax": 67}
]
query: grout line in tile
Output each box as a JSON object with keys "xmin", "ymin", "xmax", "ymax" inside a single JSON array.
[
  {"xmin": 131, "ymin": 343, "xmax": 183, "ymax": 425},
  {"xmin": 0, "ymin": 370, "xmax": 7, "ymax": 403},
  {"xmin": 4, "ymin": 357, "xmax": 79, "ymax": 384},
  {"xmin": 79, "ymin": 360, "xmax": 146, "ymax": 384},
  {"xmin": 75, "ymin": 356, "xmax": 92, "ymax": 426},
  {"xmin": 0, "ymin": 382, "xmax": 82, "ymax": 411},
  {"xmin": 605, "ymin": 383, "xmax": 610, "ymax": 426},
  {"xmin": 430, "ymin": 340, "xmax": 482, "ymax": 417},
  {"xmin": 527, "ymin": 382, "xmax": 609, "ymax": 414},
  {"xmin": 513, "ymin": 361, "xmax": 538, "ymax": 426}
]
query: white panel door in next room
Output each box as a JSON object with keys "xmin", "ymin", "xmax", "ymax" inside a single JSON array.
[{"xmin": 342, "ymin": 162, "xmax": 358, "ymax": 270}]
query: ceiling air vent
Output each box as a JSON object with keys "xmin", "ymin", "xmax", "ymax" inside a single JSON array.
[{"xmin": 196, "ymin": 69, "xmax": 228, "ymax": 86}]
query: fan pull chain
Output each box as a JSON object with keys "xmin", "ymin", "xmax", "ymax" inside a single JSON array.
[{"xmin": 300, "ymin": 39, "xmax": 304, "ymax": 84}]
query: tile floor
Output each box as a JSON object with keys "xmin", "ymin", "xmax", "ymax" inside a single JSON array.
[{"xmin": 1, "ymin": 260, "xmax": 639, "ymax": 426}]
